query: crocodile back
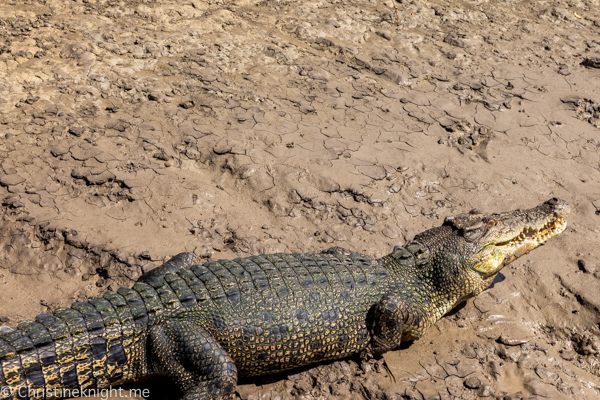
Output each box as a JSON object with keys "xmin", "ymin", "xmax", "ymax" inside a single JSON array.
[{"xmin": 177, "ymin": 252, "xmax": 393, "ymax": 376}]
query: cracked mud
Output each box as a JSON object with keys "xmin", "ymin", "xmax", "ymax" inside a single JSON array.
[{"xmin": 1, "ymin": 0, "xmax": 600, "ymax": 399}]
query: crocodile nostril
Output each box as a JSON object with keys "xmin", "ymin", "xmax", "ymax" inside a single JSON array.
[
  {"xmin": 540, "ymin": 198, "xmax": 571, "ymax": 218},
  {"xmin": 548, "ymin": 198, "xmax": 559, "ymax": 205}
]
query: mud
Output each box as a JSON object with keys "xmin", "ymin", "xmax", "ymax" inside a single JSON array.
[{"xmin": 1, "ymin": 0, "xmax": 600, "ymax": 398}]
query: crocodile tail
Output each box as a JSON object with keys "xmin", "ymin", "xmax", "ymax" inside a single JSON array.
[
  {"xmin": 0, "ymin": 254, "xmax": 205, "ymax": 399},
  {"xmin": 0, "ymin": 324, "xmax": 39, "ymax": 399},
  {"xmin": 0, "ymin": 310, "xmax": 81, "ymax": 400},
  {"xmin": 0, "ymin": 287, "xmax": 154, "ymax": 400}
]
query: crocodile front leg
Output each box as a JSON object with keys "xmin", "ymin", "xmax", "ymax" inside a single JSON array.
[
  {"xmin": 148, "ymin": 320, "xmax": 237, "ymax": 400},
  {"xmin": 367, "ymin": 294, "xmax": 422, "ymax": 357}
]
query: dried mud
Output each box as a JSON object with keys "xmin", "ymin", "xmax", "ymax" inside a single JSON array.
[{"xmin": 1, "ymin": 0, "xmax": 600, "ymax": 399}]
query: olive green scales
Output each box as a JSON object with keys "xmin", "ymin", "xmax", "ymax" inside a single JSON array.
[{"xmin": 0, "ymin": 198, "xmax": 570, "ymax": 399}]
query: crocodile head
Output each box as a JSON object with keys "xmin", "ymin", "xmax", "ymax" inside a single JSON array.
[
  {"xmin": 441, "ymin": 197, "xmax": 570, "ymax": 295},
  {"xmin": 406, "ymin": 198, "xmax": 570, "ymax": 303}
]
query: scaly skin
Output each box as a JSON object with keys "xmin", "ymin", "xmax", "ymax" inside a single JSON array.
[{"xmin": 0, "ymin": 198, "xmax": 570, "ymax": 400}]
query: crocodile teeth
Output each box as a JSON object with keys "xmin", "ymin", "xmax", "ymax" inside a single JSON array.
[{"xmin": 498, "ymin": 217, "xmax": 566, "ymax": 249}]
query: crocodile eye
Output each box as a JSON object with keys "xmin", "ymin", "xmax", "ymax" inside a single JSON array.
[
  {"xmin": 485, "ymin": 219, "xmax": 496, "ymax": 227},
  {"xmin": 462, "ymin": 222, "xmax": 486, "ymax": 242}
]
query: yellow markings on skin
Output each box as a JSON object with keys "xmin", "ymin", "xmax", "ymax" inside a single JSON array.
[
  {"xmin": 120, "ymin": 344, "xmax": 135, "ymax": 381},
  {"xmin": 71, "ymin": 333, "xmax": 94, "ymax": 389},
  {"xmin": 19, "ymin": 351, "xmax": 45, "ymax": 394},
  {"xmin": 91, "ymin": 351, "xmax": 105, "ymax": 384},
  {"xmin": 2, "ymin": 353, "xmax": 22, "ymax": 386},
  {"xmin": 53, "ymin": 335, "xmax": 77, "ymax": 388},
  {"xmin": 40, "ymin": 367, "xmax": 61, "ymax": 393}
]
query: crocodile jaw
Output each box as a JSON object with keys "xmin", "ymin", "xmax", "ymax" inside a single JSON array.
[
  {"xmin": 496, "ymin": 216, "xmax": 567, "ymax": 266},
  {"xmin": 477, "ymin": 218, "xmax": 567, "ymax": 275}
]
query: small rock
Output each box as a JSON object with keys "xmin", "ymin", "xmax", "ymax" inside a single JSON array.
[
  {"xmin": 86, "ymin": 171, "xmax": 115, "ymax": 185},
  {"xmin": 498, "ymin": 333, "xmax": 529, "ymax": 346},
  {"xmin": 484, "ymin": 102, "xmax": 501, "ymax": 110},
  {"xmin": 469, "ymin": 133, "xmax": 479, "ymax": 146},
  {"xmin": 444, "ymin": 34, "xmax": 466, "ymax": 48},
  {"xmin": 464, "ymin": 376, "xmax": 481, "ymax": 389},
  {"xmin": 0, "ymin": 316, "xmax": 9, "ymax": 323},
  {"xmin": 25, "ymin": 96, "xmax": 40, "ymax": 104},
  {"xmin": 558, "ymin": 66, "xmax": 571, "ymax": 75},
  {"xmin": 180, "ymin": 100, "xmax": 195, "ymax": 109},
  {"xmin": 68, "ymin": 126, "xmax": 85, "ymax": 136}
]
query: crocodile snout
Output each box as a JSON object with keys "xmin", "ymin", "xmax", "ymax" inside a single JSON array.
[{"xmin": 544, "ymin": 197, "xmax": 570, "ymax": 217}]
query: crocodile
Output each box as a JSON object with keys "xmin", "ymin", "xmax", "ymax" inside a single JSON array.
[{"xmin": 0, "ymin": 198, "xmax": 570, "ymax": 400}]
